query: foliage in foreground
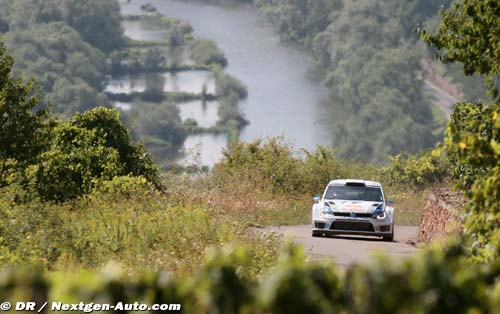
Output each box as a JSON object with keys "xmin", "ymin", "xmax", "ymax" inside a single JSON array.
[
  {"xmin": 421, "ymin": 0, "xmax": 500, "ymax": 263},
  {"xmin": 444, "ymin": 102, "xmax": 500, "ymax": 262},
  {"xmin": 2, "ymin": 244, "xmax": 500, "ymax": 314}
]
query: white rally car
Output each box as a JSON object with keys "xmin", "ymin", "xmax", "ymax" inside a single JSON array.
[{"xmin": 312, "ymin": 179, "xmax": 394, "ymax": 241}]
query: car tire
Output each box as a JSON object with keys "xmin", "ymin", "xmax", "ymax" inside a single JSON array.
[
  {"xmin": 312, "ymin": 230, "xmax": 322, "ymax": 237},
  {"xmin": 382, "ymin": 232, "xmax": 394, "ymax": 242}
]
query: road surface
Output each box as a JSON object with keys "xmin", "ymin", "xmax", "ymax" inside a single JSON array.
[
  {"xmin": 267, "ymin": 225, "xmax": 419, "ymax": 268},
  {"xmin": 424, "ymin": 80, "xmax": 460, "ymax": 117}
]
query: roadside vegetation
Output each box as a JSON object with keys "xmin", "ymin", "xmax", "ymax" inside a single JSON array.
[
  {"xmin": 2, "ymin": 0, "xmax": 500, "ymax": 312},
  {"xmin": 0, "ymin": 36, "xmax": 447, "ymax": 277},
  {"xmin": 0, "ymin": 42, "xmax": 279, "ymax": 276}
]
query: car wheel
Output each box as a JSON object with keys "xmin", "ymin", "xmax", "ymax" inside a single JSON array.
[
  {"xmin": 382, "ymin": 232, "xmax": 394, "ymax": 242},
  {"xmin": 312, "ymin": 230, "xmax": 322, "ymax": 237}
]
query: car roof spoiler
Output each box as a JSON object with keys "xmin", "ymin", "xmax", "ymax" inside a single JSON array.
[{"xmin": 345, "ymin": 182, "xmax": 366, "ymax": 187}]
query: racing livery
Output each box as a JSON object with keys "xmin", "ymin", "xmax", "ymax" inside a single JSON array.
[{"xmin": 312, "ymin": 179, "xmax": 394, "ymax": 241}]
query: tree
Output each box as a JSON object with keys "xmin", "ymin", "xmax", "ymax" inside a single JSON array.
[
  {"xmin": 444, "ymin": 102, "xmax": 500, "ymax": 261},
  {"xmin": 35, "ymin": 107, "xmax": 160, "ymax": 202},
  {"xmin": 130, "ymin": 103, "xmax": 187, "ymax": 149},
  {"xmin": 0, "ymin": 19, "xmax": 8, "ymax": 33},
  {"xmin": 421, "ymin": 0, "xmax": 500, "ymax": 261},
  {"xmin": 0, "ymin": 41, "xmax": 48, "ymax": 163},
  {"xmin": 191, "ymin": 39, "xmax": 228, "ymax": 67},
  {"xmin": 387, "ymin": 0, "xmax": 450, "ymax": 39},
  {"xmin": 0, "ymin": 0, "xmax": 124, "ymax": 53},
  {"xmin": 61, "ymin": 0, "xmax": 125, "ymax": 53},
  {"xmin": 4, "ymin": 22, "xmax": 107, "ymax": 115},
  {"xmin": 420, "ymin": 0, "xmax": 500, "ymax": 99}
]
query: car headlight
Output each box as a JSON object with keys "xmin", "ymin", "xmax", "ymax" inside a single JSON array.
[
  {"xmin": 321, "ymin": 207, "xmax": 334, "ymax": 216},
  {"xmin": 372, "ymin": 204, "xmax": 386, "ymax": 219}
]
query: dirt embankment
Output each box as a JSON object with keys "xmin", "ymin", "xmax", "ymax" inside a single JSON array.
[
  {"xmin": 417, "ymin": 188, "xmax": 466, "ymax": 243},
  {"xmin": 421, "ymin": 58, "xmax": 462, "ymax": 101}
]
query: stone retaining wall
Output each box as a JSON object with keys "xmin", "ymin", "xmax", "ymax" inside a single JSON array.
[{"xmin": 417, "ymin": 188, "xmax": 465, "ymax": 243}]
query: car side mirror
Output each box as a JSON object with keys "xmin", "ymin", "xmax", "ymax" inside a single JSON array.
[
  {"xmin": 313, "ymin": 196, "xmax": 321, "ymax": 202},
  {"xmin": 387, "ymin": 199, "xmax": 395, "ymax": 205}
]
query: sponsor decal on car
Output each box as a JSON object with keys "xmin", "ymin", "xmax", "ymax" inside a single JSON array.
[{"xmin": 339, "ymin": 204, "xmax": 364, "ymax": 213}]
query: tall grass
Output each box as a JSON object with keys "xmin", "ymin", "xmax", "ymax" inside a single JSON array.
[{"xmin": 0, "ymin": 183, "xmax": 281, "ymax": 279}]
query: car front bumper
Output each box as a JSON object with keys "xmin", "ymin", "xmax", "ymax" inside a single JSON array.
[{"xmin": 312, "ymin": 216, "xmax": 393, "ymax": 236}]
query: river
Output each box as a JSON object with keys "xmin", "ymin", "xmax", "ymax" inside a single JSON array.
[{"xmin": 119, "ymin": 0, "xmax": 335, "ymax": 166}]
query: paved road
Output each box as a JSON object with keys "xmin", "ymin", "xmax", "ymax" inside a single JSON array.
[{"xmin": 267, "ymin": 225, "xmax": 419, "ymax": 268}]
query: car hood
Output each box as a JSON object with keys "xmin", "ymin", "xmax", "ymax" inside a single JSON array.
[{"xmin": 324, "ymin": 200, "xmax": 383, "ymax": 214}]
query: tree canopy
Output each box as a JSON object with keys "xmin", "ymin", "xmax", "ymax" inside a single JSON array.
[
  {"xmin": 421, "ymin": 0, "xmax": 500, "ymax": 261},
  {"xmin": 0, "ymin": 42, "xmax": 48, "ymax": 163},
  {"xmin": 0, "ymin": 43, "xmax": 159, "ymax": 202},
  {"xmin": 4, "ymin": 22, "xmax": 108, "ymax": 114},
  {"xmin": 254, "ymin": 0, "xmax": 444, "ymax": 163},
  {"xmin": 421, "ymin": 0, "xmax": 500, "ymax": 99},
  {"xmin": 0, "ymin": 0, "xmax": 124, "ymax": 53}
]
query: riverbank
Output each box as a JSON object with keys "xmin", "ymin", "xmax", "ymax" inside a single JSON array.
[
  {"xmin": 120, "ymin": 0, "xmax": 335, "ymax": 165},
  {"xmin": 107, "ymin": 3, "xmax": 250, "ymax": 167}
]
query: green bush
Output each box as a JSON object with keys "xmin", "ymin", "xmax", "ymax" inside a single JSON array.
[
  {"xmin": 214, "ymin": 139, "xmax": 397, "ymax": 197},
  {"xmin": 32, "ymin": 108, "xmax": 160, "ymax": 202},
  {"xmin": 445, "ymin": 102, "xmax": 500, "ymax": 262},
  {"xmin": 301, "ymin": 146, "xmax": 377, "ymax": 195},
  {"xmin": 191, "ymin": 38, "xmax": 228, "ymax": 67},
  {"xmin": 380, "ymin": 148, "xmax": 450, "ymax": 189},
  {"xmin": 91, "ymin": 175, "xmax": 154, "ymax": 198},
  {"xmin": 0, "ymin": 243, "xmax": 499, "ymax": 314},
  {"xmin": 213, "ymin": 138, "xmax": 303, "ymax": 195}
]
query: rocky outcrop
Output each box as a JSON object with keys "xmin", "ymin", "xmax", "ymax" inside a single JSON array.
[{"xmin": 417, "ymin": 188, "xmax": 466, "ymax": 243}]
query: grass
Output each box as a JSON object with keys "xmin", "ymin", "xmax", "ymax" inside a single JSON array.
[
  {"xmin": 384, "ymin": 186, "xmax": 429, "ymax": 225},
  {"xmin": 0, "ymin": 185, "xmax": 282, "ymax": 279}
]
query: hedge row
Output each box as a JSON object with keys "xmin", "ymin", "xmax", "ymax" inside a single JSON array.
[{"xmin": 1, "ymin": 244, "xmax": 500, "ymax": 314}]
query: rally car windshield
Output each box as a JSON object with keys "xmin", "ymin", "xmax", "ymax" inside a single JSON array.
[{"xmin": 324, "ymin": 185, "xmax": 383, "ymax": 202}]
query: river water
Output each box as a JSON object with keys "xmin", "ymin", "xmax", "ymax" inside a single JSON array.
[{"xmin": 118, "ymin": 0, "xmax": 335, "ymax": 165}]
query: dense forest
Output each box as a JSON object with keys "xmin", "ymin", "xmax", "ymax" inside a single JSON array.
[
  {"xmin": 199, "ymin": 0, "xmax": 488, "ymax": 163},
  {"xmin": 0, "ymin": 0, "xmax": 122, "ymax": 114},
  {"xmin": 0, "ymin": 0, "xmax": 247, "ymax": 166},
  {"xmin": 249, "ymin": 0, "xmax": 448, "ymax": 162}
]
